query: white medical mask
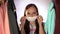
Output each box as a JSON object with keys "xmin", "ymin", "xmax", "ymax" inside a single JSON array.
[{"xmin": 26, "ymin": 16, "xmax": 37, "ymax": 22}]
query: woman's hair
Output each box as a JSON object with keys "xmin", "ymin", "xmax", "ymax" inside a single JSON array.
[
  {"xmin": 24, "ymin": 4, "xmax": 39, "ymax": 34},
  {"xmin": 24, "ymin": 4, "xmax": 39, "ymax": 16}
]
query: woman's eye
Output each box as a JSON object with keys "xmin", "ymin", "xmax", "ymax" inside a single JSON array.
[
  {"xmin": 33, "ymin": 12, "xmax": 36, "ymax": 14},
  {"xmin": 27, "ymin": 12, "xmax": 30, "ymax": 14}
]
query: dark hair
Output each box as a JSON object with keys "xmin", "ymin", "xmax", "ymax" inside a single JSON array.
[
  {"xmin": 24, "ymin": 4, "xmax": 39, "ymax": 16},
  {"xmin": 24, "ymin": 4, "xmax": 39, "ymax": 34}
]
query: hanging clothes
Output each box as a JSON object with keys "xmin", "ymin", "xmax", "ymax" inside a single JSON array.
[
  {"xmin": 8, "ymin": 0, "xmax": 20, "ymax": 34},
  {"xmin": 54, "ymin": 0, "xmax": 60, "ymax": 34},
  {"xmin": 44, "ymin": 2, "xmax": 55, "ymax": 34},
  {"xmin": 0, "ymin": 5, "xmax": 5, "ymax": 34},
  {"xmin": 14, "ymin": 11, "xmax": 21, "ymax": 34},
  {"xmin": 4, "ymin": 2, "xmax": 10, "ymax": 34},
  {"xmin": 0, "ymin": 0, "xmax": 10, "ymax": 34},
  {"xmin": 0, "ymin": 0, "xmax": 1, "ymax": 3}
]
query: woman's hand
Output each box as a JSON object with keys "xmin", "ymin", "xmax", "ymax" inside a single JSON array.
[
  {"xmin": 20, "ymin": 16, "xmax": 26, "ymax": 23},
  {"xmin": 37, "ymin": 15, "xmax": 45, "ymax": 34},
  {"xmin": 37, "ymin": 15, "xmax": 43, "ymax": 25},
  {"xmin": 20, "ymin": 16, "xmax": 26, "ymax": 31}
]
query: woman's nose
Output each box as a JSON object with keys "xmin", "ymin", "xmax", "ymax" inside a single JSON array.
[{"xmin": 30, "ymin": 14, "xmax": 33, "ymax": 17}]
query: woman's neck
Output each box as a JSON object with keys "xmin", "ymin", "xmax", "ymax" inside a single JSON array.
[{"xmin": 30, "ymin": 21, "xmax": 36, "ymax": 26}]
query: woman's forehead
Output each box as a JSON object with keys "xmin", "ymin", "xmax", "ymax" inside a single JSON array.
[{"xmin": 26, "ymin": 6, "xmax": 37, "ymax": 12}]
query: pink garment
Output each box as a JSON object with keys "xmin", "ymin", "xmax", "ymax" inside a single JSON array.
[
  {"xmin": 0, "ymin": 6, "xmax": 5, "ymax": 34},
  {"xmin": 0, "ymin": 0, "xmax": 10, "ymax": 34},
  {"xmin": 4, "ymin": 2, "xmax": 10, "ymax": 34}
]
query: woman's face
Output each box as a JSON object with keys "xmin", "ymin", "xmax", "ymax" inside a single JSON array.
[{"xmin": 26, "ymin": 6, "xmax": 38, "ymax": 17}]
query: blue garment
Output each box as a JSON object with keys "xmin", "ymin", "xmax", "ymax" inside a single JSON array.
[{"xmin": 44, "ymin": 2, "xmax": 55, "ymax": 34}]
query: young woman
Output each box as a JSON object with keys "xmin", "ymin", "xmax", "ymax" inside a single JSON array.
[{"xmin": 20, "ymin": 4, "xmax": 45, "ymax": 34}]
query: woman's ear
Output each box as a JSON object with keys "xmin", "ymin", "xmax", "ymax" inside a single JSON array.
[
  {"xmin": 25, "ymin": 12, "xmax": 26, "ymax": 16},
  {"xmin": 25, "ymin": 10, "xmax": 28, "ymax": 16}
]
